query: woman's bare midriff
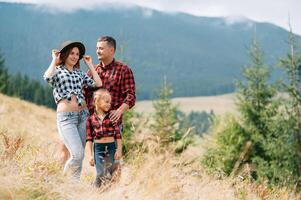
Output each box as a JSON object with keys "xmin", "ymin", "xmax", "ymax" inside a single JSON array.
[
  {"xmin": 94, "ymin": 137, "xmax": 115, "ymax": 143},
  {"xmin": 57, "ymin": 95, "xmax": 87, "ymax": 112}
]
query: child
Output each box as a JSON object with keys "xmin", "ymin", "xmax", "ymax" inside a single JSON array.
[{"xmin": 86, "ymin": 89, "xmax": 122, "ymax": 187}]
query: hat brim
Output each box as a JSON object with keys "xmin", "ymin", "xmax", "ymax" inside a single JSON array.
[{"xmin": 60, "ymin": 42, "xmax": 85, "ymax": 59}]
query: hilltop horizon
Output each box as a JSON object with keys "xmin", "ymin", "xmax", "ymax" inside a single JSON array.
[{"xmin": 1, "ymin": 2, "xmax": 300, "ymax": 100}]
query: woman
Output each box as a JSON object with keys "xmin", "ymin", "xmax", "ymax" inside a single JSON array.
[{"xmin": 44, "ymin": 41, "xmax": 102, "ymax": 180}]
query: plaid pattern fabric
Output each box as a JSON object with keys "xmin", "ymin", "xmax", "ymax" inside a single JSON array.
[
  {"xmin": 44, "ymin": 65, "xmax": 95, "ymax": 106},
  {"xmin": 84, "ymin": 60, "xmax": 136, "ymax": 118},
  {"xmin": 86, "ymin": 113, "xmax": 121, "ymax": 142}
]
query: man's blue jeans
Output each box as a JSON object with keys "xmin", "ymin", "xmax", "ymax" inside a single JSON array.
[{"xmin": 57, "ymin": 109, "xmax": 89, "ymax": 180}]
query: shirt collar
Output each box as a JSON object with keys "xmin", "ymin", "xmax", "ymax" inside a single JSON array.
[
  {"xmin": 60, "ymin": 64, "xmax": 78, "ymax": 73},
  {"xmin": 94, "ymin": 112, "xmax": 109, "ymax": 120},
  {"xmin": 99, "ymin": 59, "xmax": 115, "ymax": 70}
]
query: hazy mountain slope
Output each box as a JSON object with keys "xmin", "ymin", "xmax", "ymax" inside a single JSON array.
[{"xmin": 0, "ymin": 2, "xmax": 299, "ymax": 99}]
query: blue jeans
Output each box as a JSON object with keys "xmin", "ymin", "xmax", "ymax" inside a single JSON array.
[
  {"xmin": 94, "ymin": 142, "xmax": 116, "ymax": 187},
  {"xmin": 57, "ymin": 109, "xmax": 89, "ymax": 180}
]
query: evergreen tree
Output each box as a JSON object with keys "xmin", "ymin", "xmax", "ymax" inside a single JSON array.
[
  {"xmin": 151, "ymin": 77, "xmax": 181, "ymax": 145},
  {"xmin": 186, "ymin": 111, "xmax": 215, "ymax": 135},
  {"xmin": 121, "ymin": 108, "xmax": 139, "ymax": 156},
  {"xmin": 10, "ymin": 73, "xmax": 22, "ymax": 97},
  {"xmin": 203, "ymin": 39, "xmax": 300, "ymax": 186},
  {"xmin": 280, "ymin": 27, "xmax": 301, "ymax": 178},
  {"xmin": 0, "ymin": 53, "xmax": 55, "ymax": 109},
  {"xmin": 0, "ymin": 53, "xmax": 9, "ymax": 93},
  {"xmin": 43, "ymin": 86, "xmax": 56, "ymax": 109},
  {"xmin": 236, "ymin": 39, "xmax": 277, "ymax": 159},
  {"xmin": 240, "ymin": 39, "xmax": 298, "ymax": 186},
  {"xmin": 21, "ymin": 75, "xmax": 31, "ymax": 100},
  {"xmin": 33, "ymin": 84, "xmax": 44, "ymax": 105}
]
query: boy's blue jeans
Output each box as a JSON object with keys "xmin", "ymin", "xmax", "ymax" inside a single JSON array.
[
  {"xmin": 56, "ymin": 109, "xmax": 89, "ymax": 180},
  {"xmin": 94, "ymin": 142, "xmax": 116, "ymax": 187}
]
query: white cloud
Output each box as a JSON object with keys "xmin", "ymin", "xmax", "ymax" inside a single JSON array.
[
  {"xmin": 1, "ymin": 0, "xmax": 301, "ymax": 34},
  {"xmin": 224, "ymin": 16, "xmax": 248, "ymax": 25},
  {"xmin": 142, "ymin": 8, "xmax": 153, "ymax": 18},
  {"xmin": 224, "ymin": 15, "xmax": 253, "ymax": 27}
]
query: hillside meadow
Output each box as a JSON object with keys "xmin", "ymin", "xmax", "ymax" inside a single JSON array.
[
  {"xmin": 0, "ymin": 93, "xmax": 300, "ymax": 199},
  {"xmin": 135, "ymin": 93, "xmax": 237, "ymax": 115}
]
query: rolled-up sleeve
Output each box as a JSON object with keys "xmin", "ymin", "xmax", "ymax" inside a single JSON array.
[
  {"xmin": 82, "ymin": 72, "xmax": 96, "ymax": 88},
  {"xmin": 121, "ymin": 67, "xmax": 136, "ymax": 108},
  {"xmin": 43, "ymin": 69, "xmax": 58, "ymax": 87},
  {"xmin": 114, "ymin": 125, "xmax": 121, "ymax": 139}
]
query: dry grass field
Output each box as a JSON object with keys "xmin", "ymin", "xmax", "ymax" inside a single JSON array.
[
  {"xmin": 0, "ymin": 93, "xmax": 300, "ymax": 200},
  {"xmin": 135, "ymin": 94, "xmax": 237, "ymax": 116}
]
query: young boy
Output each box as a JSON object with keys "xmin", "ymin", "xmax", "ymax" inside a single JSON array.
[{"xmin": 86, "ymin": 89, "xmax": 122, "ymax": 187}]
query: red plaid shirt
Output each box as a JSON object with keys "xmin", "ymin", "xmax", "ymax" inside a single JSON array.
[
  {"xmin": 84, "ymin": 59, "xmax": 136, "ymax": 122},
  {"xmin": 86, "ymin": 113, "xmax": 121, "ymax": 142}
]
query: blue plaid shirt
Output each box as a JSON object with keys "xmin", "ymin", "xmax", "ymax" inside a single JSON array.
[{"xmin": 44, "ymin": 65, "xmax": 95, "ymax": 106}]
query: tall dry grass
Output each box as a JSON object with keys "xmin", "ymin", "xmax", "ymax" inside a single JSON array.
[{"xmin": 0, "ymin": 93, "xmax": 300, "ymax": 199}]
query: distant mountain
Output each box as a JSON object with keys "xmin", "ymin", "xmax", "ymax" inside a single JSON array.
[{"xmin": 0, "ymin": 2, "xmax": 299, "ymax": 100}]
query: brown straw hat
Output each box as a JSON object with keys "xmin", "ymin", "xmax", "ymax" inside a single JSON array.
[{"xmin": 59, "ymin": 41, "xmax": 85, "ymax": 59}]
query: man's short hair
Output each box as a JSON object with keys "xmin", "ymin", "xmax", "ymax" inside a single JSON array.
[{"xmin": 97, "ymin": 36, "xmax": 116, "ymax": 51}]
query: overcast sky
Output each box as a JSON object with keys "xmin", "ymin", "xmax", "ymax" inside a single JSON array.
[{"xmin": 1, "ymin": 0, "xmax": 301, "ymax": 35}]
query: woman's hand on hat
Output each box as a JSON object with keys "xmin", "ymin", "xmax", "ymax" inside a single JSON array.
[
  {"xmin": 83, "ymin": 55, "xmax": 93, "ymax": 67},
  {"xmin": 52, "ymin": 49, "xmax": 60, "ymax": 59},
  {"xmin": 51, "ymin": 49, "xmax": 61, "ymax": 65}
]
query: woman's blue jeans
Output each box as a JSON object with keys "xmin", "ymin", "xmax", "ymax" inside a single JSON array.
[{"xmin": 57, "ymin": 109, "xmax": 89, "ymax": 180}]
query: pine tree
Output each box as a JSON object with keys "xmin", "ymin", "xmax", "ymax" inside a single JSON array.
[
  {"xmin": 0, "ymin": 52, "xmax": 56, "ymax": 109},
  {"xmin": 151, "ymin": 77, "xmax": 180, "ymax": 145},
  {"xmin": 121, "ymin": 108, "xmax": 144, "ymax": 159},
  {"xmin": 43, "ymin": 86, "xmax": 56, "ymax": 108},
  {"xmin": 280, "ymin": 27, "xmax": 301, "ymax": 177},
  {"xmin": 203, "ymin": 38, "xmax": 300, "ymax": 186},
  {"xmin": 236, "ymin": 39, "xmax": 277, "ymax": 159},
  {"xmin": 235, "ymin": 39, "xmax": 300, "ymax": 185},
  {"xmin": 0, "ymin": 53, "xmax": 9, "ymax": 93}
]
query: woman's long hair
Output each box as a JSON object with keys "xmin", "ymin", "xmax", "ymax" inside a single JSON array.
[{"xmin": 58, "ymin": 47, "xmax": 80, "ymax": 69}]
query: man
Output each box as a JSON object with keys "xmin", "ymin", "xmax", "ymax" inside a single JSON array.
[
  {"xmin": 85, "ymin": 36, "xmax": 136, "ymax": 123},
  {"xmin": 84, "ymin": 36, "xmax": 136, "ymax": 178}
]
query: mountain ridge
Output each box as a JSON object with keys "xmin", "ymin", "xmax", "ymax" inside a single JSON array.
[{"xmin": 0, "ymin": 2, "xmax": 299, "ymax": 100}]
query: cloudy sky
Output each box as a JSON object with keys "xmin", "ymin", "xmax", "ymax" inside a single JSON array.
[{"xmin": 1, "ymin": 0, "xmax": 301, "ymax": 35}]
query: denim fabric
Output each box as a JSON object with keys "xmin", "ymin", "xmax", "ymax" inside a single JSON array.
[
  {"xmin": 94, "ymin": 142, "xmax": 116, "ymax": 187},
  {"xmin": 57, "ymin": 109, "xmax": 89, "ymax": 179}
]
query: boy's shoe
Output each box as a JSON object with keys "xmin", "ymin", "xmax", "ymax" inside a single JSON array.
[{"xmin": 94, "ymin": 177, "xmax": 102, "ymax": 188}]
